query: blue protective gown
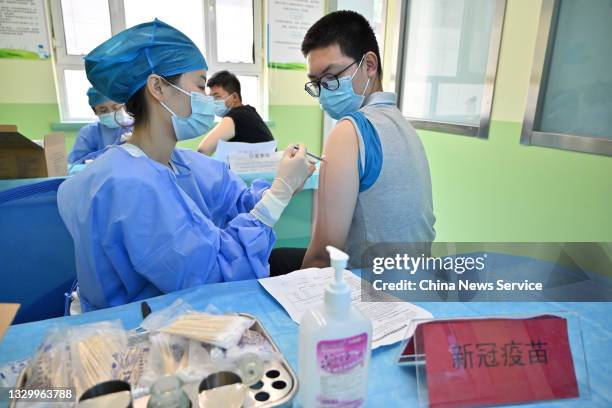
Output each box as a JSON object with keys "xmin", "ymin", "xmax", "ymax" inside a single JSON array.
[
  {"xmin": 57, "ymin": 145, "xmax": 275, "ymax": 311},
  {"xmin": 68, "ymin": 122, "xmax": 132, "ymax": 164}
]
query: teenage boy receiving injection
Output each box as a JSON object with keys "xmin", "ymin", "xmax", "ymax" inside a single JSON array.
[{"xmin": 297, "ymin": 11, "xmax": 436, "ymax": 269}]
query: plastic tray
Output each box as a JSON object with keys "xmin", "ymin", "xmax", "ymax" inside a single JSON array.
[{"xmin": 11, "ymin": 313, "xmax": 298, "ymax": 407}]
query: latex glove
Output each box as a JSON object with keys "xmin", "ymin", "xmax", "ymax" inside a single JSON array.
[
  {"xmin": 293, "ymin": 158, "xmax": 318, "ymax": 196},
  {"xmin": 272, "ymin": 144, "xmax": 313, "ymax": 204},
  {"xmin": 251, "ymin": 144, "xmax": 312, "ymax": 227}
]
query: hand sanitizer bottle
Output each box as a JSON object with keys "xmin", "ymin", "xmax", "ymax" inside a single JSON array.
[{"xmin": 298, "ymin": 246, "xmax": 372, "ymax": 407}]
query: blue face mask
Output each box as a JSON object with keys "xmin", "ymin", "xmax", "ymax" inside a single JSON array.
[
  {"xmin": 98, "ymin": 112, "xmax": 120, "ymax": 129},
  {"xmin": 99, "ymin": 108, "xmax": 134, "ymax": 129},
  {"xmin": 213, "ymin": 98, "xmax": 231, "ymax": 117},
  {"xmin": 319, "ymin": 56, "xmax": 371, "ymax": 120},
  {"xmin": 160, "ymin": 82, "xmax": 215, "ymax": 141}
]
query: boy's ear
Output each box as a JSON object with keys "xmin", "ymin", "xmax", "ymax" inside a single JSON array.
[{"xmin": 364, "ymin": 51, "xmax": 379, "ymax": 77}]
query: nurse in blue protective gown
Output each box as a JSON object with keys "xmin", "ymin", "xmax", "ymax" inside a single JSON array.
[
  {"xmin": 67, "ymin": 87, "xmax": 133, "ymax": 164},
  {"xmin": 57, "ymin": 19, "xmax": 313, "ymax": 312}
]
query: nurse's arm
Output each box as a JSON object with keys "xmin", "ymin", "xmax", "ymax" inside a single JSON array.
[
  {"xmin": 302, "ymin": 120, "xmax": 359, "ymax": 268},
  {"xmin": 68, "ymin": 125, "xmax": 98, "ymax": 164},
  {"xmin": 114, "ymin": 177, "xmax": 275, "ymax": 291},
  {"xmin": 197, "ymin": 117, "xmax": 235, "ymax": 156},
  {"xmin": 208, "ymin": 160, "xmax": 271, "ymax": 224}
]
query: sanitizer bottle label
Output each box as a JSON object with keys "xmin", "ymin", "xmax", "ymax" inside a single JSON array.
[{"xmin": 316, "ymin": 332, "xmax": 368, "ymax": 407}]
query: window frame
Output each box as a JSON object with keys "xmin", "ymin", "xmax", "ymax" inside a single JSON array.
[
  {"xmin": 520, "ymin": 0, "xmax": 612, "ymax": 156},
  {"xmin": 48, "ymin": 0, "xmax": 264, "ymax": 123},
  {"xmin": 395, "ymin": 0, "xmax": 507, "ymax": 139}
]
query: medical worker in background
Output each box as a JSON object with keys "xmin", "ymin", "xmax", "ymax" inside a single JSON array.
[
  {"xmin": 58, "ymin": 20, "xmax": 313, "ymax": 312},
  {"xmin": 67, "ymin": 87, "xmax": 133, "ymax": 164}
]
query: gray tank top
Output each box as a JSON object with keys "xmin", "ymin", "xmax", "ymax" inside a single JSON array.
[{"xmin": 342, "ymin": 92, "xmax": 436, "ymax": 268}]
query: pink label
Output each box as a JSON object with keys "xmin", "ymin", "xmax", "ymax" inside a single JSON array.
[{"xmin": 317, "ymin": 332, "xmax": 368, "ymax": 374}]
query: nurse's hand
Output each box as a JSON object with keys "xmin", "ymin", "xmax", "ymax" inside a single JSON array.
[
  {"xmin": 293, "ymin": 160, "xmax": 317, "ymax": 196},
  {"xmin": 272, "ymin": 144, "xmax": 313, "ymax": 203},
  {"xmin": 250, "ymin": 144, "xmax": 312, "ymax": 227}
]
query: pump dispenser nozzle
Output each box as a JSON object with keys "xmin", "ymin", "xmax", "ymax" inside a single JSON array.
[
  {"xmin": 325, "ymin": 246, "xmax": 351, "ymax": 312},
  {"xmin": 326, "ymin": 245, "xmax": 349, "ymax": 283}
]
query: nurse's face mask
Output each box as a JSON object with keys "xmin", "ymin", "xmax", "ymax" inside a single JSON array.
[
  {"xmin": 159, "ymin": 79, "xmax": 215, "ymax": 141},
  {"xmin": 98, "ymin": 107, "xmax": 134, "ymax": 129},
  {"xmin": 98, "ymin": 112, "xmax": 121, "ymax": 129}
]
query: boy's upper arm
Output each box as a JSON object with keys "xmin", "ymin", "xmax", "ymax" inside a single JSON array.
[
  {"xmin": 311, "ymin": 119, "xmax": 360, "ymax": 252},
  {"xmin": 197, "ymin": 117, "xmax": 236, "ymax": 155}
]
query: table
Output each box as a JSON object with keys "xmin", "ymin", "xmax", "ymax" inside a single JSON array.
[{"xmin": 1, "ymin": 273, "xmax": 611, "ymax": 407}]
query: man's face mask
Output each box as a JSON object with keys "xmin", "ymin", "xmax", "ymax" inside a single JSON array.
[
  {"xmin": 213, "ymin": 97, "xmax": 231, "ymax": 117},
  {"xmin": 318, "ymin": 56, "xmax": 371, "ymax": 120}
]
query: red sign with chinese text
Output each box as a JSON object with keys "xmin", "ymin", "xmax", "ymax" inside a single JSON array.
[{"xmin": 412, "ymin": 315, "xmax": 579, "ymax": 408}]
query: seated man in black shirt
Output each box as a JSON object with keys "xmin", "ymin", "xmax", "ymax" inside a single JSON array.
[{"xmin": 198, "ymin": 70, "xmax": 274, "ymax": 156}]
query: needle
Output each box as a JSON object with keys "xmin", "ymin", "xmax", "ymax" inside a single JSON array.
[{"xmin": 293, "ymin": 144, "xmax": 325, "ymax": 162}]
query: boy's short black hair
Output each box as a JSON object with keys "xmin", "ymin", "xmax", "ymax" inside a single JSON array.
[
  {"xmin": 301, "ymin": 10, "xmax": 382, "ymax": 77},
  {"xmin": 207, "ymin": 70, "xmax": 242, "ymax": 100}
]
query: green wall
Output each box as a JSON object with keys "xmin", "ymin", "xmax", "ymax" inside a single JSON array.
[
  {"xmin": 382, "ymin": 0, "xmax": 612, "ymax": 243},
  {"xmin": 266, "ymin": 65, "xmax": 323, "ymax": 155},
  {"xmin": 268, "ymin": 105, "xmax": 323, "ymax": 154},
  {"xmin": 421, "ymin": 121, "xmax": 612, "ymax": 242},
  {"xmin": 0, "ymin": 59, "xmax": 79, "ymax": 146},
  {"xmin": 0, "ymin": 102, "xmax": 78, "ymax": 146}
]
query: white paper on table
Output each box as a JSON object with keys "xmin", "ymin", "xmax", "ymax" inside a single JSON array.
[
  {"xmin": 229, "ymin": 151, "xmax": 283, "ymax": 174},
  {"xmin": 258, "ymin": 268, "xmax": 433, "ymax": 349},
  {"xmin": 214, "ymin": 140, "xmax": 277, "ymax": 163}
]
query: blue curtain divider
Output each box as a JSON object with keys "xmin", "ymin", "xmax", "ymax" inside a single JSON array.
[
  {"xmin": 0, "ymin": 178, "xmax": 76, "ymax": 324},
  {"xmin": 0, "ymin": 178, "xmax": 65, "ymax": 204}
]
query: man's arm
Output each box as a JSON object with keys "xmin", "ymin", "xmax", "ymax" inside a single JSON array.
[
  {"xmin": 302, "ymin": 119, "xmax": 360, "ymax": 268},
  {"xmin": 197, "ymin": 117, "xmax": 236, "ymax": 156}
]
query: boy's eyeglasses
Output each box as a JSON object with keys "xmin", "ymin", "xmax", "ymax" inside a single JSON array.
[{"xmin": 304, "ymin": 59, "xmax": 360, "ymax": 98}]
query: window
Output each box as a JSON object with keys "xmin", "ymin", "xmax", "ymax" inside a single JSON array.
[
  {"xmin": 123, "ymin": 0, "xmax": 205, "ymax": 52},
  {"xmin": 235, "ymin": 75, "xmax": 259, "ymax": 109},
  {"xmin": 333, "ymin": 0, "xmax": 387, "ymax": 59},
  {"xmin": 60, "ymin": 0, "xmax": 111, "ymax": 55},
  {"xmin": 49, "ymin": 0, "xmax": 263, "ymax": 122},
  {"xmin": 396, "ymin": 0, "xmax": 506, "ymax": 138},
  {"xmin": 63, "ymin": 69, "xmax": 93, "ymax": 120},
  {"xmin": 215, "ymin": 0, "xmax": 254, "ymax": 64},
  {"xmin": 521, "ymin": 0, "xmax": 612, "ymax": 156}
]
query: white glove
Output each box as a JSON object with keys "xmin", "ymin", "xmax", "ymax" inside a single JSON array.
[{"xmin": 251, "ymin": 144, "xmax": 312, "ymax": 226}]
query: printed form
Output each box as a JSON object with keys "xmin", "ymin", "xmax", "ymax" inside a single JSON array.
[
  {"xmin": 259, "ymin": 268, "xmax": 433, "ymax": 349},
  {"xmin": 215, "ymin": 140, "xmax": 277, "ymax": 163}
]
